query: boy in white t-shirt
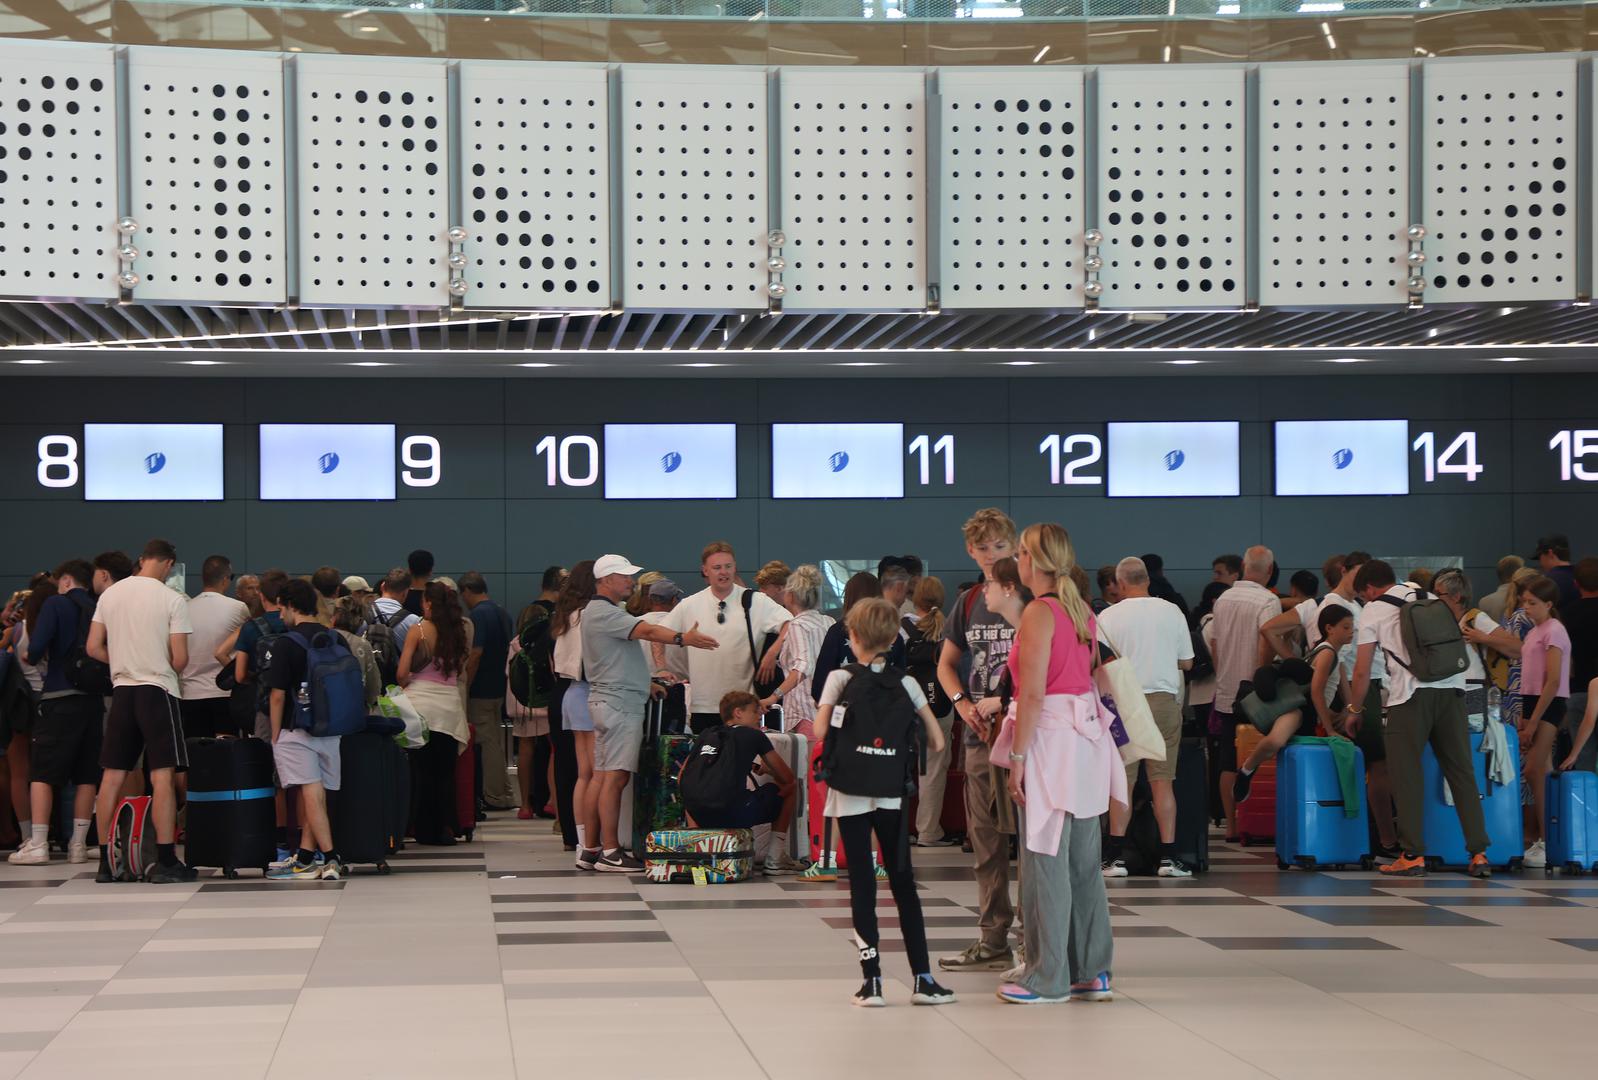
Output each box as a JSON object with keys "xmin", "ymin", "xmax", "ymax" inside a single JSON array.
[{"xmin": 815, "ymin": 599, "xmax": 953, "ymax": 1009}]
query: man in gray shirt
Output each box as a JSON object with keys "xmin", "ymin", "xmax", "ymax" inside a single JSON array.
[{"xmin": 581, "ymin": 554, "xmax": 717, "ymax": 873}]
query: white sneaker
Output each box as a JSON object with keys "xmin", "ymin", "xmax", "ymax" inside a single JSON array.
[
  {"xmin": 8, "ymin": 840, "xmax": 49, "ymax": 865},
  {"xmin": 1523, "ymin": 840, "xmax": 1547, "ymax": 869},
  {"xmin": 762, "ymin": 852, "xmax": 805, "ymax": 876},
  {"xmin": 1101, "ymin": 859, "xmax": 1128, "ymax": 878},
  {"xmin": 1157, "ymin": 858, "xmax": 1194, "ymax": 878},
  {"xmin": 67, "ymin": 839, "xmax": 88, "ymax": 865}
]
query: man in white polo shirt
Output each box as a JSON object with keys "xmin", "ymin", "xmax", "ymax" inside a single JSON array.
[
  {"xmin": 1204, "ymin": 544, "xmax": 1280, "ymax": 842},
  {"xmin": 664, "ymin": 541, "xmax": 792, "ymax": 735},
  {"xmin": 1098, "ymin": 556, "xmax": 1195, "ymax": 878},
  {"xmin": 1349, "ymin": 559, "xmax": 1489, "ymax": 879}
]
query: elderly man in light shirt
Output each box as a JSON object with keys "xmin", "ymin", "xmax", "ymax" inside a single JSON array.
[{"xmin": 1203, "ymin": 545, "xmax": 1280, "ymax": 842}]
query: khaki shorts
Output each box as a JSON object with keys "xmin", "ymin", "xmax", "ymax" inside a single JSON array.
[{"xmin": 1127, "ymin": 691, "xmax": 1184, "ymax": 784}]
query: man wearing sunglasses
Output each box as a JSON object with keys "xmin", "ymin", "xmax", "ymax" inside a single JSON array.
[{"xmin": 664, "ymin": 542, "xmax": 793, "ymax": 736}]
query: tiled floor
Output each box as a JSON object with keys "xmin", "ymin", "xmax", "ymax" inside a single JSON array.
[{"xmin": 4, "ymin": 820, "xmax": 1598, "ymax": 1080}]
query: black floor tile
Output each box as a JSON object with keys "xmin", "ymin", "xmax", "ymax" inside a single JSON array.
[
  {"xmin": 1555, "ymin": 939, "xmax": 1598, "ymax": 951},
  {"xmin": 1200, "ymin": 936, "xmax": 1398, "ymax": 950},
  {"xmin": 197, "ymin": 880, "xmax": 346, "ymax": 892},
  {"xmin": 647, "ymin": 899, "xmax": 803, "ymax": 910},
  {"xmin": 498, "ymin": 930, "xmax": 672, "ymax": 945},
  {"xmin": 492, "ymin": 892, "xmax": 644, "ymax": 903},
  {"xmin": 494, "ymin": 909, "xmax": 658, "ymax": 922},
  {"xmin": 1283, "ymin": 904, "xmax": 1492, "ymax": 927},
  {"xmin": 1413, "ymin": 895, "xmax": 1582, "ymax": 907},
  {"xmin": 1112, "ymin": 896, "xmax": 1268, "ymax": 906}
]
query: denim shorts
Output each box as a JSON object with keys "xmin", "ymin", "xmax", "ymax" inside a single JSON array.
[{"xmin": 562, "ymin": 681, "xmax": 593, "ymax": 733}]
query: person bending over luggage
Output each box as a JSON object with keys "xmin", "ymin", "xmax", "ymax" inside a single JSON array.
[
  {"xmin": 263, "ymin": 580, "xmax": 347, "ymax": 881},
  {"xmin": 680, "ymin": 690, "xmax": 804, "ymax": 876},
  {"xmin": 1232, "ymin": 649, "xmax": 1333, "ymax": 805},
  {"xmin": 814, "ymin": 598, "xmax": 954, "ymax": 1009}
]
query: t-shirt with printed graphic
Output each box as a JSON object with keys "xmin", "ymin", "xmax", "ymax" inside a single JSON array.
[{"xmin": 941, "ymin": 586, "xmax": 1016, "ymax": 748}]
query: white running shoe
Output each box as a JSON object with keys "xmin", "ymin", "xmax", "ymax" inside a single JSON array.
[
  {"xmin": 8, "ymin": 840, "xmax": 49, "ymax": 865},
  {"xmin": 67, "ymin": 839, "xmax": 89, "ymax": 865},
  {"xmin": 1523, "ymin": 840, "xmax": 1547, "ymax": 869},
  {"xmin": 1101, "ymin": 859, "xmax": 1128, "ymax": 878}
]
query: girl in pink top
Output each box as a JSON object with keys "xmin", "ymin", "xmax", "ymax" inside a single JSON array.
[
  {"xmin": 1519, "ymin": 576, "xmax": 1570, "ymax": 860},
  {"xmin": 993, "ymin": 524, "xmax": 1125, "ymax": 1006}
]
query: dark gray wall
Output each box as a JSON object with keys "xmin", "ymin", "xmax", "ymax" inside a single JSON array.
[{"xmin": 1, "ymin": 373, "xmax": 1594, "ymax": 613}]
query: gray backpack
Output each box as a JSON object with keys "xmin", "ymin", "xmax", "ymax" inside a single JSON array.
[{"xmin": 1375, "ymin": 589, "xmax": 1469, "ymax": 683}]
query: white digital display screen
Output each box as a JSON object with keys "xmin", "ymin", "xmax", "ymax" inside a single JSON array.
[
  {"xmin": 259, "ymin": 424, "xmax": 396, "ymax": 501},
  {"xmin": 83, "ymin": 424, "xmax": 225, "ymax": 501},
  {"xmin": 1107, "ymin": 421, "xmax": 1240, "ymax": 498},
  {"xmin": 603, "ymin": 424, "xmax": 737, "ymax": 500},
  {"xmin": 771, "ymin": 423, "xmax": 905, "ymax": 500},
  {"xmin": 1274, "ymin": 420, "xmax": 1410, "ymax": 496}
]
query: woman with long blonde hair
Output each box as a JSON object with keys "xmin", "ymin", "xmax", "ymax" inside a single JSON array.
[{"xmin": 991, "ymin": 523, "xmax": 1123, "ymax": 1005}]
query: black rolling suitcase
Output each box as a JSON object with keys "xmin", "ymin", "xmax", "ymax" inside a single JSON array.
[
  {"xmin": 1171, "ymin": 736, "xmax": 1210, "ymax": 871},
  {"xmin": 334, "ymin": 731, "xmax": 410, "ymax": 874},
  {"xmin": 185, "ymin": 737, "xmax": 276, "ymax": 878}
]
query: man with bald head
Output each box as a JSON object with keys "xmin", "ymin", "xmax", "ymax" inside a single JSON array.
[{"xmin": 1203, "ymin": 545, "xmax": 1280, "ymax": 841}]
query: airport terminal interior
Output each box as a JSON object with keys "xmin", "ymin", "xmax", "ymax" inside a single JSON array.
[{"xmin": 5, "ymin": 0, "xmax": 1598, "ymax": 1075}]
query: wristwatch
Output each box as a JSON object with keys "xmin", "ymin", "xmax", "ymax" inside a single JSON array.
[
  {"xmin": 673, "ymin": 632, "xmax": 684, "ymax": 647},
  {"xmin": 951, "ymin": 692, "xmax": 967, "ymax": 706},
  {"xmin": 1008, "ymin": 751, "xmax": 1028, "ymax": 763}
]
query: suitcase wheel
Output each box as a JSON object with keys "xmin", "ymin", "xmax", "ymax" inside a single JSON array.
[
  {"xmin": 1508, "ymin": 857, "xmax": 1524, "ymax": 871},
  {"xmin": 1359, "ymin": 855, "xmax": 1375, "ymax": 871},
  {"xmin": 1276, "ymin": 858, "xmax": 1291, "ymax": 871},
  {"xmin": 1424, "ymin": 856, "xmax": 1442, "ymax": 872},
  {"xmin": 377, "ymin": 862, "xmax": 391, "ymax": 875},
  {"xmin": 1294, "ymin": 856, "xmax": 1317, "ymax": 870},
  {"xmin": 223, "ymin": 868, "xmax": 240, "ymax": 880}
]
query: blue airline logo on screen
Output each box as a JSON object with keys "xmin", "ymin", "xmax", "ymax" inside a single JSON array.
[
  {"xmin": 1164, "ymin": 449, "xmax": 1185, "ymax": 472},
  {"xmin": 1334, "ymin": 447, "xmax": 1355, "ymax": 470},
  {"xmin": 829, "ymin": 451, "xmax": 850, "ymax": 473},
  {"xmin": 143, "ymin": 452, "xmax": 166, "ymax": 475},
  {"xmin": 661, "ymin": 451, "xmax": 683, "ymax": 474},
  {"xmin": 319, "ymin": 452, "xmax": 340, "ymax": 474}
]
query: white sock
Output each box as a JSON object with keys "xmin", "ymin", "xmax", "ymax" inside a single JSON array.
[
  {"xmin": 768, "ymin": 831, "xmax": 788, "ymax": 862},
  {"xmin": 72, "ymin": 820, "xmax": 91, "ymax": 847},
  {"xmin": 575, "ymin": 825, "xmax": 588, "ymax": 851},
  {"xmin": 30, "ymin": 823, "xmax": 47, "ymax": 847}
]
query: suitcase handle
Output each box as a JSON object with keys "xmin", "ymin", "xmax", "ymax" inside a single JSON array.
[{"xmin": 1315, "ymin": 800, "xmax": 1345, "ymax": 808}]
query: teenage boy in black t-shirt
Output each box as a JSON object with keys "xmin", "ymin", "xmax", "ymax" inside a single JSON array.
[{"xmin": 683, "ymin": 691, "xmax": 803, "ymax": 876}]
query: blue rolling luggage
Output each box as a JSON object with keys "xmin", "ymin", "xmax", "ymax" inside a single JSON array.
[
  {"xmin": 1275, "ymin": 741, "xmax": 1371, "ymax": 871},
  {"xmin": 1421, "ymin": 730, "xmax": 1523, "ymax": 871},
  {"xmin": 1545, "ymin": 771, "xmax": 1598, "ymax": 875}
]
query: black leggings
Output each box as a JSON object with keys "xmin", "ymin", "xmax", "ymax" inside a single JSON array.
[
  {"xmin": 837, "ymin": 808, "xmax": 928, "ymax": 980},
  {"xmin": 548, "ymin": 678, "xmax": 579, "ymax": 847},
  {"xmin": 408, "ymin": 735, "xmax": 457, "ymax": 845}
]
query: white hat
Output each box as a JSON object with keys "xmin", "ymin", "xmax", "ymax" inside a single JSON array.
[
  {"xmin": 594, "ymin": 554, "xmax": 644, "ymax": 579},
  {"xmin": 342, "ymin": 575, "xmax": 372, "ymax": 593}
]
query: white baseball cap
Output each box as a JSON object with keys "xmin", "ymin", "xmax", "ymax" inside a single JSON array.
[{"xmin": 594, "ymin": 554, "xmax": 644, "ymax": 579}]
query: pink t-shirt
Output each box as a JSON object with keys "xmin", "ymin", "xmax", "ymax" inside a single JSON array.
[
  {"xmin": 1006, "ymin": 599, "xmax": 1095, "ymax": 695},
  {"xmin": 1521, "ymin": 618, "xmax": 1572, "ymax": 699}
]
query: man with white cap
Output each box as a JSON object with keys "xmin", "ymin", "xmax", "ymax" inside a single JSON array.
[
  {"xmin": 582, "ymin": 554, "xmax": 718, "ymax": 873},
  {"xmin": 341, "ymin": 576, "xmax": 373, "ymax": 603}
]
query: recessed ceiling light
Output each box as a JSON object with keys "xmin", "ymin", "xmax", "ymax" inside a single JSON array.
[
  {"xmin": 349, "ymin": 361, "xmax": 391, "ymax": 368},
  {"xmin": 358, "ymin": 25, "xmax": 380, "ymax": 31},
  {"xmin": 13, "ymin": 358, "xmax": 51, "ymax": 365},
  {"xmin": 681, "ymin": 362, "xmax": 722, "ymax": 368},
  {"xmin": 181, "ymin": 359, "xmax": 222, "ymax": 366},
  {"xmin": 1494, "ymin": 356, "xmax": 1528, "ymax": 363},
  {"xmin": 1167, "ymin": 359, "xmax": 1204, "ymax": 366},
  {"xmin": 1004, "ymin": 360, "xmax": 1039, "ymax": 367},
  {"xmin": 518, "ymin": 362, "xmax": 556, "ymax": 369},
  {"xmin": 1326, "ymin": 357, "xmax": 1366, "ymax": 364},
  {"xmin": 837, "ymin": 361, "xmax": 884, "ymax": 367}
]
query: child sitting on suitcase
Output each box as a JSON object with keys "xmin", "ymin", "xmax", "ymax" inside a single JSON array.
[
  {"xmin": 1234, "ymin": 606, "xmax": 1361, "ymax": 805},
  {"xmin": 814, "ymin": 597, "xmax": 956, "ymax": 1009},
  {"xmin": 679, "ymin": 691, "xmax": 805, "ymax": 876}
]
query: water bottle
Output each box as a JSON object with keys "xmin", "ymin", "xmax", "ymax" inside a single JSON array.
[
  {"xmin": 296, "ymin": 682, "xmax": 311, "ymax": 709},
  {"xmin": 1487, "ymin": 685, "xmax": 1502, "ymax": 727}
]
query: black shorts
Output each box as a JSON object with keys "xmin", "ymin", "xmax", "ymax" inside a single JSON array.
[
  {"xmin": 29, "ymin": 694, "xmax": 103, "ymax": 787},
  {"xmin": 688, "ymin": 785, "xmax": 783, "ymax": 830},
  {"xmin": 1523, "ymin": 694, "xmax": 1567, "ymax": 731},
  {"xmin": 1212, "ymin": 710, "xmax": 1238, "ymax": 773},
  {"xmin": 179, "ymin": 697, "xmax": 234, "ymax": 741},
  {"xmin": 101, "ymin": 685, "xmax": 188, "ymax": 773}
]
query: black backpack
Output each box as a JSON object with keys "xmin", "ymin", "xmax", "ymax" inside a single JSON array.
[
  {"xmin": 248, "ymin": 615, "xmax": 287, "ymax": 712},
  {"xmin": 816, "ymin": 663, "xmax": 922, "ymax": 799},
  {"xmin": 742, "ymin": 589, "xmax": 783, "ymax": 698},
  {"xmin": 361, "ymin": 607, "xmax": 408, "ymax": 688},
  {"xmin": 680, "ymin": 726, "xmax": 755, "ymax": 812},
  {"xmin": 509, "ymin": 604, "xmax": 556, "ymax": 709},
  {"xmin": 62, "ymin": 591, "xmax": 112, "ymax": 696},
  {"xmin": 1186, "ymin": 627, "xmax": 1215, "ymax": 683},
  {"xmin": 901, "ymin": 616, "xmax": 951, "ymax": 715}
]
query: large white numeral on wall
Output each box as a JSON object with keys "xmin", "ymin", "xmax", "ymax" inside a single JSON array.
[
  {"xmin": 1549, "ymin": 429, "xmax": 1598, "ymax": 482},
  {"xmin": 1412, "ymin": 431, "xmax": 1483, "ymax": 483},
  {"xmin": 37, "ymin": 435, "xmax": 80, "ymax": 488},
  {"xmin": 534, "ymin": 435, "xmax": 599, "ymax": 488},
  {"xmin": 908, "ymin": 434, "xmax": 954, "ymax": 486},
  {"xmin": 400, "ymin": 435, "xmax": 441, "ymax": 488},
  {"xmin": 1039, "ymin": 433, "xmax": 1103, "ymax": 486}
]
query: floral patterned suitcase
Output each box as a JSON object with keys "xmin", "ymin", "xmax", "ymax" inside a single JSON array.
[{"xmin": 643, "ymin": 828, "xmax": 755, "ymax": 884}]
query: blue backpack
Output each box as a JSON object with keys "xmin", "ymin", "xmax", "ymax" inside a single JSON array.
[{"xmin": 292, "ymin": 630, "xmax": 368, "ymax": 738}]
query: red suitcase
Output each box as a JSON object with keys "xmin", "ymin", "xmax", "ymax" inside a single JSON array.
[
  {"xmin": 455, "ymin": 725, "xmax": 477, "ymax": 842},
  {"xmin": 807, "ymin": 747, "xmax": 884, "ymax": 871},
  {"xmin": 1235, "ymin": 727, "xmax": 1277, "ymax": 846}
]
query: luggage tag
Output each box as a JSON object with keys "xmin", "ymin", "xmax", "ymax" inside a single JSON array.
[
  {"xmin": 831, "ymin": 705, "xmax": 847, "ymax": 730},
  {"xmin": 691, "ymin": 865, "xmax": 708, "ymax": 887}
]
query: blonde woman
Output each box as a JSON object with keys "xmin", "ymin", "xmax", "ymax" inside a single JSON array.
[
  {"xmin": 992, "ymin": 523, "xmax": 1124, "ymax": 1005},
  {"xmin": 760, "ymin": 564, "xmax": 833, "ymax": 738}
]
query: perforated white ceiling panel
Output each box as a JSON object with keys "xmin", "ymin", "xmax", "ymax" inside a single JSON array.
[
  {"xmin": 0, "ymin": 42, "xmax": 116, "ymax": 301},
  {"xmin": 622, "ymin": 65, "xmax": 767, "ymax": 309},
  {"xmin": 128, "ymin": 48, "xmax": 285, "ymax": 305},
  {"xmin": 1259, "ymin": 62, "xmax": 1408, "ymax": 308},
  {"xmin": 460, "ymin": 62, "xmax": 609, "ymax": 311},
  {"xmin": 1422, "ymin": 57, "xmax": 1575, "ymax": 304},
  {"xmin": 936, "ymin": 69, "xmax": 1083, "ymax": 311},
  {"xmin": 296, "ymin": 55, "xmax": 447, "ymax": 308},
  {"xmin": 1097, "ymin": 65, "xmax": 1245, "ymax": 310},
  {"xmin": 779, "ymin": 69, "xmax": 926, "ymax": 312}
]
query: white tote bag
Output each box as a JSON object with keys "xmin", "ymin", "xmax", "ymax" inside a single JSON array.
[{"xmin": 1093, "ymin": 639, "xmax": 1166, "ymax": 767}]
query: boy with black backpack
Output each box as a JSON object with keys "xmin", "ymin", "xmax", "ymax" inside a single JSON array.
[
  {"xmin": 814, "ymin": 598, "xmax": 955, "ymax": 1009},
  {"xmin": 679, "ymin": 690, "xmax": 802, "ymax": 874}
]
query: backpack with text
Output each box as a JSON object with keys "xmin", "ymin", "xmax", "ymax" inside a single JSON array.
[
  {"xmin": 508, "ymin": 604, "xmax": 556, "ymax": 710},
  {"xmin": 816, "ymin": 663, "xmax": 922, "ymax": 799},
  {"xmin": 1376, "ymin": 588, "xmax": 1469, "ymax": 683},
  {"xmin": 679, "ymin": 726, "xmax": 754, "ymax": 813},
  {"xmin": 62, "ymin": 591, "xmax": 113, "ymax": 696},
  {"xmin": 291, "ymin": 630, "xmax": 368, "ymax": 738},
  {"xmin": 901, "ymin": 616, "xmax": 951, "ymax": 715},
  {"xmin": 361, "ymin": 607, "xmax": 407, "ymax": 689}
]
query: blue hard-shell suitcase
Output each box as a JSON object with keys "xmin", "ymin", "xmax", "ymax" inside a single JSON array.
[
  {"xmin": 1545, "ymin": 771, "xmax": 1598, "ymax": 874},
  {"xmin": 1275, "ymin": 742, "xmax": 1371, "ymax": 871},
  {"xmin": 1422, "ymin": 730, "xmax": 1523, "ymax": 871}
]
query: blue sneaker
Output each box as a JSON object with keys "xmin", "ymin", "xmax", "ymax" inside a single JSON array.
[
  {"xmin": 996, "ymin": 982, "xmax": 1069, "ymax": 1004},
  {"xmin": 1070, "ymin": 973, "xmax": 1114, "ymax": 1002},
  {"xmin": 267, "ymin": 854, "xmax": 325, "ymax": 881},
  {"xmin": 274, "ymin": 847, "xmax": 293, "ymax": 867}
]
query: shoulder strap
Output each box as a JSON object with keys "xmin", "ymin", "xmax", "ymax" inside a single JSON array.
[
  {"xmin": 1374, "ymin": 594, "xmax": 1405, "ymax": 609},
  {"xmin": 381, "ymin": 607, "xmax": 409, "ymax": 628},
  {"xmin": 740, "ymin": 589, "xmax": 760, "ymax": 675},
  {"xmin": 963, "ymin": 584, "xmax": 982, "ymax": 622},
  {"xmin": 66, "ymin": 591, "xmax": 95, "ymax": 649}
]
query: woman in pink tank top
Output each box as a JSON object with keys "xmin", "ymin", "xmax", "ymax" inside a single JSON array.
[{"xmin": 994, "ymin": 523, "xmax": 1124, "ymax": 1006}]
